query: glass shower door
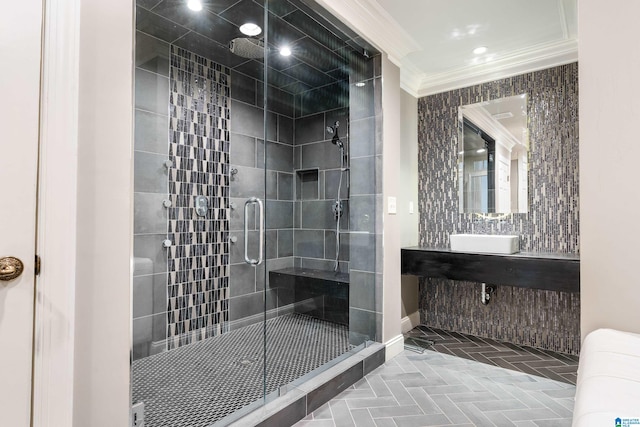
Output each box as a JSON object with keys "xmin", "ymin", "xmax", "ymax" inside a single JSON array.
[{"xmin": 131, "ymin": 0, "xmax": 380, "ymax": 424}]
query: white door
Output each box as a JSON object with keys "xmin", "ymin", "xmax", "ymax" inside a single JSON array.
[{"xmin": 0, "ymin": 0, "xmax": 44, "ymax": 425}]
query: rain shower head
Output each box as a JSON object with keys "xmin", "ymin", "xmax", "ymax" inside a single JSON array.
[{"xmin": 229, "ymin": 37, "xmax": 264, "ymax": 59}]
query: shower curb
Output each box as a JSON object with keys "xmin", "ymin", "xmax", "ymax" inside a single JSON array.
[{"xmin": 227, "ymin": 343, "xmax": 386, "ymax": 427}]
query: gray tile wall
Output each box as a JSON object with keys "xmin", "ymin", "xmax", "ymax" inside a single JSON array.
[
  {"xmin": 347, "ymin": 54, "xmax": 383, "ymax": 345},
  {"xmin": 416, "ymin": 63, "xmax": 580, "ymax": 354},
  {"xmin": 293, "ymin": 103, "xmax": 351, "ymax": 273},
  {"xmin": 134, "ymin": 12, "xmax": 383, "ymax": 356},
  {"xmin": 228, "ymin": 67, "xmax": 298, "ymax": 330},
  {"xmin": 133, "ymin": 31, "xmax": 171, "ymax": 360}
]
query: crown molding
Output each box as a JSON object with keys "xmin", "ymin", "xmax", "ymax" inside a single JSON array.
[
  {"xmin": 313, "ymin": 0, "xmax": 422, "ymax": 66},
  {"xmin": 410, "ymin": 38, "xmax": 578, "ymax": 98}
]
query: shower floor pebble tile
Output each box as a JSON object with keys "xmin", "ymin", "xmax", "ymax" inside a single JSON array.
[
  {"xmin": 132, "ymin": 313, "xmax": 350, "ymax": 427},
  {"xmin": 295, "ymin": 351, "xmax": 575, "ymax": 427}
]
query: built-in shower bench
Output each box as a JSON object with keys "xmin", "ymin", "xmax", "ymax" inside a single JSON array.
[{"xmin": 269, "ymin": 267, "xmax": 349, "ymax": 325}]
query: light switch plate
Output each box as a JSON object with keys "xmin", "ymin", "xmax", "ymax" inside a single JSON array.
[
  {"xmin": 409, "ymin": 201, "xmax": 414, "ymax": 214},
  {"xmin": 388, "ymin": 196, "xmax": 397, "ymax": 214}
]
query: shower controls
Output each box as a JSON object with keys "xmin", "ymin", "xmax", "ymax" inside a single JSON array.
[
  {"xmin": 229, "ymin": 201, "xmax": 237, "ymax": 210},
  {"xmin": 164, "ymin": 160, "xmax": 173, "ymax": 169},
  {"xmin": 163, "ymin": 199, "xmax": 172, "ymax": 208},
  {"xmin": 230, "ymin": 168, "xmax": 238, "ymax": 179},
  {"xmin": 162, "ymin": 240, "xmax": 172, "ymax": 248},
  {"xmin": 195, "ymin": 195, "xmax": 208, "ymax": 217},
  {"xmin": 229, "ymin": 236, "xmax": 238, "ymax": 243}
]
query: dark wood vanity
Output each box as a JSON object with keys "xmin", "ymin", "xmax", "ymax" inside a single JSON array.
[{"xmin": 401, "ymin": 247, "xmax": 580, "ymax": 293}]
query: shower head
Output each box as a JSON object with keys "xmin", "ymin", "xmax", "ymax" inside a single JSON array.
[
  {"xmin": 327, "ymin": 122, "xmax": 343, "ymax": 148},
  {"xmin": 229, "ymin": 37, "xmax": 264, "ymax": 59},
  {"xmin": 326, "ymin": 121, "xmax": 340, "ymax": 135}
]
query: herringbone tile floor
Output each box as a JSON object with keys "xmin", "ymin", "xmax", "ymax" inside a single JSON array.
[
  {"xmin": 405, "ymin": 326, "xmax": 579, "ymax": 385},
  {"xmin": 294, "ymin": 349, "xmax": 575, "ymax": 427}
]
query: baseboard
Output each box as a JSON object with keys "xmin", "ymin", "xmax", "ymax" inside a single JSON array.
[
  {"xmin": 401, "ymin": 311, "xmax": 421, "ymax": 334},
  {"xmin": 385, "ymin": 334, "xmax": 405, "ymax": 360}
]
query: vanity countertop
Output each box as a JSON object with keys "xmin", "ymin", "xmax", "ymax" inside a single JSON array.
[
  {"xmin": 403, "ymin": 246, "xmax": 580, "ymax": 260},
  {"xmin": 401, "ymin": 246, "xmax": 580, "ymax": 293}
]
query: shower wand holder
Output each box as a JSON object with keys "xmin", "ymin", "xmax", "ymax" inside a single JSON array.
[{"xmin": 332, "ymin": 200, "xmax": 343, "ymax": 219}]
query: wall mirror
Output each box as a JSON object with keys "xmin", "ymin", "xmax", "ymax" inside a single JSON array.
[{"xmin": 458, "ymin": 94, "xmax": 529, "ymax": 214}]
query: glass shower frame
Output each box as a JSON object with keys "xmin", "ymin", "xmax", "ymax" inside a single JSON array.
[{"xmin": 131, "ymin": 0, "xmax": 381, "ymax": 424}]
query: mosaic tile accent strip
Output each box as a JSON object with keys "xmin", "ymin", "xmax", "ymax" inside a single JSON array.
[
  {"xmin": 167, "ymin": 46, "xmax": 231, "ymax": 349},
  {"xmin": 405, "ymin": 325, "xmax": 579, "ymax": 384},
  {"xmin": 416, "ymin": 63, "xmax": 580, "ymax": 354},
  {"xmin": 419, "ymin": 278, "xmax": 581, "ymax": 355},
  {"xmin": 417, "ymin": 62, "xmax": 579, "ymax": 253},
  {"xmin": 132, "ymin": 313, "xmax": 351, "ymax": 427}
]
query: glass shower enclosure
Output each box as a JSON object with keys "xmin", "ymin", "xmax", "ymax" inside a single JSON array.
[{"xmin": 131, "ymin": 0, "xmax": 381, "ymax": 424}]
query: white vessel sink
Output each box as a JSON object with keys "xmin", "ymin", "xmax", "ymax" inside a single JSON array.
[{"xmin": 450, "ymin": 234, "xmax": 519, "ymax": 255}]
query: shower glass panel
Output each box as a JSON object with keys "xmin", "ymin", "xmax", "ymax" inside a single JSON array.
[{"xmin": 131, "ymin": 0, "xmax": 380, "ymax": 425}]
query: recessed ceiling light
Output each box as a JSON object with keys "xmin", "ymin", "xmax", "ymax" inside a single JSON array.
[
  {"xmin": 473, "ymin": 46, "xmax": 488, "ymax": 55},
  {"xmin": 187, "ymin": 0, "xmax": 203, "ymax": 12},
  {"xmin": 239, "ymin": 23, "xmax": 262, "ymax": 36},
  {"xmin": 279, "ymin": 46, "xmax": 292, "ymax": 57},
  {"xmin": 355, "ymin": 82, "xmax": 366, "ymax": 87},
  {"xmin": 477, "ymin": 148, "xmax": 486, "ymax": 154}
]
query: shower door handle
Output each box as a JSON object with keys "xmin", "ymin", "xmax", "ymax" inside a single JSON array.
[{"xmin": 244, "ymin": 197, "xmax": 264, "ymax": 266}]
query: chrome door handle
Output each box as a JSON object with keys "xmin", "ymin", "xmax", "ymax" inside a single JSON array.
[
  {"xmin": 0, "ymin": 257, "xmax": 24, "ymax": 281},
  {"xmin": 244, "ymin": 197, "xmax": 264, "ymax": 266}
]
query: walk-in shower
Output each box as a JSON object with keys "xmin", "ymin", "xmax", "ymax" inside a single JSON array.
[{"xmin": 132, "ymin": 0, "xmax": 380, "ymax": 425}]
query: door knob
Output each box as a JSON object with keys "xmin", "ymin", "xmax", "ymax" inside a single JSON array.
[{"xmin": 0, "ymin": 257, "xmax": 24, "ymax": 281}]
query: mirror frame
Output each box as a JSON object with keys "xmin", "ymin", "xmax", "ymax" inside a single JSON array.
[{"xmin": 458, "ymin": 94, "xmax": 529, "ymax": 215}]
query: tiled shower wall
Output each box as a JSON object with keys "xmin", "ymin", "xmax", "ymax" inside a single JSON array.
[
  {"xmin": 293, "ymin": 90, "xmax": 351, "ymax": 273},
  {"xmin": 417, "ymin": 63, "xmax": 580, "ymax": 354},
  {"xmin": 347, "ymin": 55, "xmax": 383, "ymax": 344},
  {"xmin": 227, "ymin": 67, "xmax": 298, "ymax": 330},
  {"xmin": 133, "ymin": 31, "xmax": 172, "ymax": 360},
  {"xmin": 166, "ymin": 46, "xmax": 230, "ymax": 349}
]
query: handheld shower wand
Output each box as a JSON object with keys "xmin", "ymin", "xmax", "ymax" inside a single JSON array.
[{"xmin": 326, "ymin": 121, "xmax": 347, "ymax": 271}]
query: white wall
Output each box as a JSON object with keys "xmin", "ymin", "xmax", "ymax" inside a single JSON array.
[
  {"xmin": 382, "ymin": 55, "xmax": 403, "ymax": 351},
  {"xmin": 73, "ymin": 0, "xmax": 133, "ymax": 425},
  {"xmin": 399, "ymin": 90, "xmax": 419, "ymax": 327},
  {"xmin": 579, "ymin": 0, "xmax": 640, "ymax": 339}
]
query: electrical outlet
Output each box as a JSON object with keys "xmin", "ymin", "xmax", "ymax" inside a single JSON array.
[
  {"xmin": 387, "ymin": 197, "xmax": 397, "ymax": 214},
  {"xmin": 132, "ymin": 402, "xmax": 145, "ymax": 427}
]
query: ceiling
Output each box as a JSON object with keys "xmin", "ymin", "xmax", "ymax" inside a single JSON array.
[
  {"xmin": 136, "ymin": 0, "xmax": 377, "ymax": 98},
  {"xmin": 317, "ymin": 0, "xmax": 577, "ymax": 97}
]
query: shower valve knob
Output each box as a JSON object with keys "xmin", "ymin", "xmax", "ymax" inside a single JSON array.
[
  {"xmin": 162, "ymin": 240, "xmax": 172, "ymax": 248},
  {"xmin": 163, "ymin": 199, "xmax": 172, "ymax": 208},
  {"xmin": 229, "ymin": 236, "xmax": 238, "ymax": 243},
  {"xmin": 164, "ymin": 160, "xmax": 173, "ymax": 168}
]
